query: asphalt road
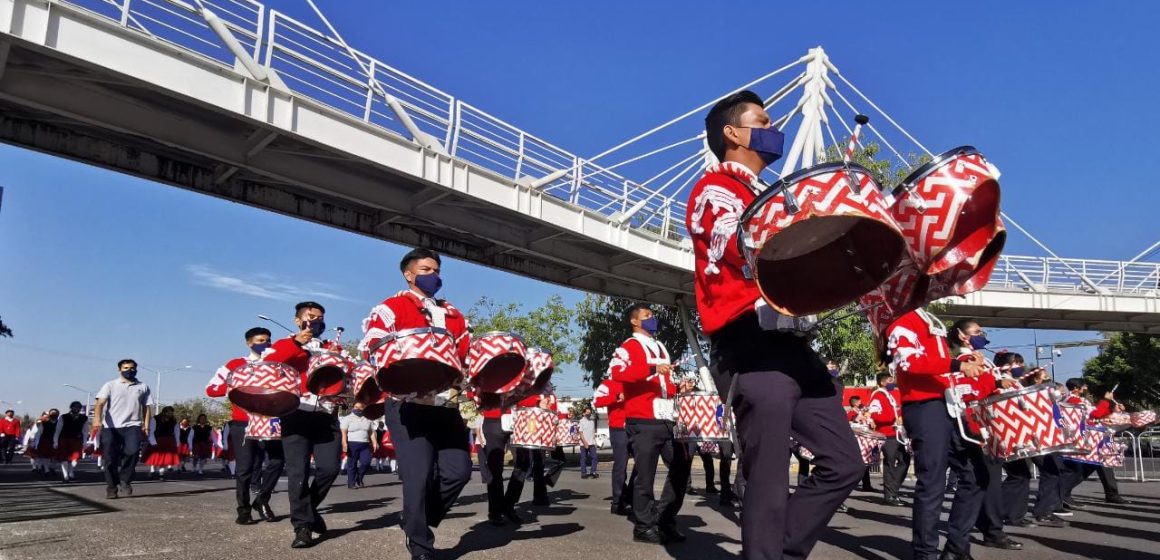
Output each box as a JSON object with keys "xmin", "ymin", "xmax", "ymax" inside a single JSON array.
[{"xmin": 1, "ymin": 460, "xmax": 1158, "ymax": 560}]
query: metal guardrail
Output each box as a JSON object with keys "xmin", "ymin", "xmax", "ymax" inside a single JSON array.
[{"xmin": 49, "ymin": 1, "xmax": 1160, "ymax": 293}]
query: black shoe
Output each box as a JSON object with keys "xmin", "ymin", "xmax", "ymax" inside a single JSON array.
[
  {"xmin": 612, "ymin": 503, "xmax": 630, "ymax": 516},
  {"xmin": 883, "ymin": 497, "xmax": 906, "ymax": 507},
  {"xmin": 413, "ymin": 555, "xmax": 436, "ymax": 560},
  {"xmin": 938, "ymin": 550, "xmax": 975, "ymax": 560},
  {"xmin": 488, "ymin": 514, "xmax": 506, "ymax": 527},
  {"xmin": 705, "ymin": 485, "xmax": 719, "ymax": 494},
  {"xmin": 290, "ymin": 527, "xmax": 314, "ymax": 549},
  {"xmin": 1105, "ymin": 495, "xmax": 1128, "ymax": 504},
  {"xmin": 255, "ymin": 503, "xmax": 276, "ymax": 522},
  {"xmin": 836, "ymin": 503, "xmax": 849, "ymax": 514},
  {"xmin": 981, "ymin": 537, "xmax": 1023, "ymax": 550},
  {"xmin": 1033, "ymin": 514, "xmax": 1069, "ymax": 528},
  {"xmin": 504, "ymin": 508, "xmax": 524, "ymax": 524},
  {"xmin": 119, "ymin": 483, "xmax": 132, "ymax": 496},
  {"xmin": 590, "ymin": 473, "xmax": 599, "ymax": 479},
  {"xmin": 106, "ymin": 487, "xmax": 118, "ymax": 499},
  {"xmin": 310, "ymin": 515, "xmax": 327, "ymax": 535},
  {"xmin": 236, "ymin": 511, "xmax": 258, "ymax": 525},
  {"xmin": 1010, "ymin": 516, "xmax": 1038, "ymax": 528},
  {"xmin": 632, "ymin": 527, "xmax": 664, "ymax": 545},
  {"xmin": 1062, "ymin": 498, "xmax": 1087, "ymax": 510},
  {"xmin": 861, "ymin": 485, "xmax": 876, "ymax": 492},
  {"xmin": 659, "ymin": 525, "xmax": 687, "ymax": 543},
  {"xmin": 532, "ymin": 497, "xmax": 550, "ymax": 507},
  {"xmin": 687, "ymin": 486, "xmax": 699, "ymax": 496},
  {"xmin": 580, "ymin": 473, "xmax": 590, "ymax": 479}
]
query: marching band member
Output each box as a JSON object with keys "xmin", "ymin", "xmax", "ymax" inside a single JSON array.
[
  {"xmin": 359, "ymin": 248, "xmax": 472, "ymax": 560},
  {"xmin": 594, "ymin": 376, "xmax": 636, "ymax": 515},
  {"xmin": 206, "ymin": 326, "xmax": 284, "ymax": 525},
  {"xmin": 609, "ymin": 303, "xmax": 691, "ymax": 545},
  {"xmin": 265, "ymin": 301, "xmax": 342, "ymax": 548},
  {"xmin": 687, "ymin": 90, "xmax": 863, "ymax": 559},
  {"xmin": 53, "ymin": 401, "xmax": 89, "ymax": 483},
  {"xmin": 178, "ymin": 417, "xmax": 192, "ymax": 472},
  {"xmin": 886, "ymin": 310, "xmax": 988, "ymax": 560},
  {"xmin": 190, "ymin": 414, "xmax": 214, "ymax": 475},
  {"xmin": 143, "ymin": 406, "xmax": 181, "ymax": 481},
  {"xmin": 477, "ymin": 394, "xmax": 520, "ymax": 525},
  {"xmin": 1060, "ymin": 378, "xmax": 1127, "ymax": 505},
  {"xmin": 997, "ymin": 366, "xmax": 1069, "ymax": 528},
  {"xmin": 868, "ymin": 373, "xmax": 910, "ymax": 507},
  {"xmin": 504, "ymin": 391, "xmax": 553, "ymax": 512}
]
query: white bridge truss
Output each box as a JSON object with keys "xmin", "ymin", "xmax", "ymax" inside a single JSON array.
[{"xmin": 1, "ymin": 0, "xmax": 1157, "ymax": 332}]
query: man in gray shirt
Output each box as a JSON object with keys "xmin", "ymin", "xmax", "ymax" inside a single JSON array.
[
  {"xmin": 579, "ymin": 408, "xmax": 599, "ymax": 479},
  {"xmin": 92, "ymin": 359, "xmax": 154, "ymax": 499}
]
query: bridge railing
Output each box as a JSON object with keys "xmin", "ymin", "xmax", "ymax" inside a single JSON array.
[
  {"xmin": 988, "ymin": 255, "xmax": 1160, "ymax": 295},
  {"xmin": 56, "ymin": 0, "xmax": 688, "ymax": 242}
]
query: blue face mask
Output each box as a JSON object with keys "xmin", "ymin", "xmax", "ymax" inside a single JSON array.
[
  {"xmin": 828, "ymin": 368, "xmax": 840, "ymax": 378},
  {"xmin": 885, "ymin": 383, "xmax": 898, "ymax": 392},
  {"xmin": 747, "ymin": 127, "xmax": 785, "ymax": 167},
  {"xmin": 251, "ymin": 342, "xmax": 271, "ymax": 355},
  {"xmin": 122, "ymin": 368, "xmax": 138, "ymax": 380},
  {"xmin": 640, "ymin": 317, "xmax": 659, "ymax": 334},
  {"xmin": 415, "ymin": 272, "xmax": 442, "ymax": 297},
  {"xmin": 308, "ymin": 320, "xmax": 326, "ymax": 338},
  {"xmin": 1011, "ymin": 366, "xmax": 1025, "ymax": 378},
  {"xmin": 352, "ymin": 409, "xmax": 364, "ymax": 417},
  {"xmin": 969, "ymin": 335, "xmax": 989, "ymax": 350}
]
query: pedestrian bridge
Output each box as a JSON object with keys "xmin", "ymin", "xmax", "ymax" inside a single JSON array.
[{"xmin": 1, "ymin": 0, "xmax": 1157, "ymax": 332}]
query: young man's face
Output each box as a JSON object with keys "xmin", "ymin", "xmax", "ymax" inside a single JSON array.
[
  {"xmin": 850, "ymin": 399, "xmax": 861, "ymax": 409},
  {"xmin": 724, "ymin": 103, "xmax": 772, "ymax": 153},
  {"xmin": 404, "ymin": 257, "xmax": 440, "ymax": 285},
  {"xmin": 119, "ymin": 362, "xmax": 136, "ymax": 374},
  {"xmin": 296, "ymin": 307, "xmax": 325, "ymax": 329},
  {"xmin": 248, "ymin": 333, "xmax": 271, "ymax": 347},
  {"xmin": 4, "ymin": 411, "xmax": 12, "ymax": 419},
  {"xmin": 631, "ymin": 308, "xmax": 654, "ymax": 329}
]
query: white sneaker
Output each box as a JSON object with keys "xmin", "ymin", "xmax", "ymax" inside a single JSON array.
[{"xmin": 1055, "ymin": 510, "xmax": 1073, "ymax": 517}]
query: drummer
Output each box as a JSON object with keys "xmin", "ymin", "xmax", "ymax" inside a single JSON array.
[
  {"xmin": 358, "ymin": 248, "xmax": 472, "ymax": 560},
  {"xmin": 687, "ymin": 90, "xmax": 863, "ymax": 559},
  {"xmin": 504, "ymin": 391, "xmax": 552, "ymax": 512},
  {"xmin": 265, "ymin": 302, "xmax": 343, "ymax": 549},
  {"xmin": 884, "ymin": 310, "xmax": 988, "ymax": 560},
  {"xmin": 997, "ymin": 365, "xmax": 1070, "ymax": 528},
  {"xmin": 868, "ymin": 372, "xmax": 910, "ymax": 507},
  {"xmin": 205, "ymin": 327, "xmax": 283, "ymax": 525},
  {"xmin": 593, "ymin": 376, "xmax": 635, "ymax": 516},
  {"xmin": 609, "ymin": 303, "xmax": 691, "ymax": 545},
  {"xmin": 1060, "ymin": 379, "xmax": 1127, "ymax": 505}
]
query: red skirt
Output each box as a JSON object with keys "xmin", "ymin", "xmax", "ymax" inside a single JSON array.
[
  {"xmin": 144, "ymin": 436, "xmax": 181, "ymax": 467},
  {"xmin": 192, "ymin": 441, "xmax": 214, "ymax": 460},
  {"xmin": 372, "ymin": 444, "xmax": 394, "ymax": 459},
  {"xmin": 178, "ymin": 443, "xmax": 190, "ymax": 457},
  {"xmin": 55, "ymin": 438, "xmax": 85, "ymax": 462},
  {"xmin": 34, "ymin": 438, "xmax": 55, "ymax": 460}
]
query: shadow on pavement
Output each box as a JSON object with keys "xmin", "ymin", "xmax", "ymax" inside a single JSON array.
[
  {"xmin": 820, "ymin": 530, "xmax": 912, "ymax": 560},
  {"xmin": 1014, "ymin": 532, "xmax": 1160, "ymax": 560},
  {"xmin": 0, "ymin": 484, "xmax": 117, "ymax": 524},
  {"xmin": 444, "ymin": 520, "xmax": 584, "ymax": 558}
]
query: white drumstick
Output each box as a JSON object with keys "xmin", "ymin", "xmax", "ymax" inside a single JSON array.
[{"xmin": 257, "ymin": 315, "xmax": 295, "ymax": 334}]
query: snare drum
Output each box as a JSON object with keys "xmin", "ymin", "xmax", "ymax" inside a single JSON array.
[
  {"xmin": 244, "ymin": 414, "xmax": 282, "ymax": 440},
  {"xmin": 369, "ymin": 327, "xmax": 462, "ymax": 395},
  {"xmin": 226, "ymin": 361, "xmax": 302, "ymax": 417},
  {"xmin": 851, "ymin": 425, "xmax": 886, "ymax": 466},
  {"xmin": 1063, "ymin": 424, "xmax": 1109, "ymax": 466},
  {"xmin": 1098, "ymin": 412, "xmax": 1132, "ymax": 431},
  {"xmin": 674, "ymin": 392, "xmax": 731, "ymax": 442},
  {"xmin": 467, "ymin": 332, "xmax": 527, "ymax": 394},
  {"xmin": 509, "ymin": 406, "xmax": 558, "ymax": 450},
  {"xmin": 887, "ymin": 146, "xmax": 1003, "ymax": 275},
  {"xmin": 351, "ymin": 361, "xmax": 387, "ymax": 420},
  {"xmin": 737, "ymin": 162, "xmax": 907, "ymax": 316},
  {"xmin": 1130, "ymin": 411, "xmax": 1157, "ymax": 429},
  {"xmin": 556, "ymin": 419, "xmax": 581, "ymax": 446},
  {"xmin": 971, "ymin": 383, "xmax": 1077, "ymax": 460},
  {"xmin": 306, "ymin": 351, "xmax": 352, "ymax": 397},
  {"xmin": 1056, "ymin": 402, "xmax": 1089, "ymax": 441}
]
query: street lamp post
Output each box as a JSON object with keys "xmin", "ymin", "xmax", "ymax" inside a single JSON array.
[
  {"xmin": 145, "ymin": 365, "xmax": 193, "ymax": 412},
  {"xmin": 62, "ymin": 384, "xmax": 93, "ymax": 415}
]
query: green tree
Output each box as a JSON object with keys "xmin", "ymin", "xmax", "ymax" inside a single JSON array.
[
  {"xmin": 0, "ymin": 315, "xmax": 12, "ymax": 338},
  {"xmin": 467, "ymin": 294, "xmax": 578, "ymax": 365},
  {"xmin": 576, "ymin": 294, "xmax": 693, "ymax": 388},
  {"xmin": 170, "ymin": 397, "xmax": 232, "ymax": 427},
  {"xmin": 814, "ymin": 304, "xmax": 881, "ymax": 387},
  {"xmin": 822, "ymin": 141, "xmax": 931, "ymax": 187},
  {"xmin": 1082, "ymin": 332, "xmax": 1160, "ymax": 410}
]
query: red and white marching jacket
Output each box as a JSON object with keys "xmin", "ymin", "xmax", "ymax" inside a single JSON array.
[
  {"xmin": 868, "ymin": 388, "xmax": 901, "ymax": 438},
  {"xmin": 358, "ymin": 289, "xmax": 471, "ymax": 407},
  {"xmin": 265, "ymin": 338, "xmax": 343, "ymax": 412},
  {"xmin": 0, "ymin": 417, "xmax": 21, "ymax": 438},
  {"xmin": 886, "ymin": 309, "xmax": 961, "ymax": 403},
  {"xmin": 608, "ymin": 333, "xmax": 677, "ymax": 421},
  {"xmin": 1063, "ymin": 394, "xmax": 1113, "ymax": 420},
  {"xmin": 593, "ymin": 378, "xmax": 628, "ymax": 429},
  {"xmin": 206, "ymin": 356, "xmax": 260, "ymax": 422}
]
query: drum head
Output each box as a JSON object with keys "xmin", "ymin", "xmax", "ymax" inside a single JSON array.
[
  {"xmin": 474, "ymin": 355, "xmax": 527, "ymax": 393},
  {"xmin": 530, "ymin": 366, "xmax": 555, "ymax": 393},
  {"xmin": 755, "ymin": 215, "xmax": 905, "ymax": 316},
  {"xmin": 927, "ymin": 177, "xmax": 1001, "ymax": 275},
  {"xmin": 362, "ymin": 401, "xmax": 386, "ymax": 421},
  {"xmin": 354, "ymin": 376, "xmax": 386, "ymax": 406},
  {"xmin": 307, "ymin": 366, "xmax": 348, "ymax": 397},
  {"xmin": 227, "ymin": 387, "xmax": 300, "ymax": 418},
  {"xmin": 375, "ymin": 360, "xmax": 461, "ymax": 395}
]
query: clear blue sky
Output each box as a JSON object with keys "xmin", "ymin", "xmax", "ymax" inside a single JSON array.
[{"xmin": 2, "ymin": 0, "xmax": 1157, "ymax": 416}]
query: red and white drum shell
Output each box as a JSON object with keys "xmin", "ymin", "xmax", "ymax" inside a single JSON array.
[
  {"xmin": 369, "ymin": 327, "xmax": 462, "ymax": 396},
  {"xmin": 226, "ymin": 361, "xmax": 302, "ymax": 418},
  {"xmin": 698, "ymin": 441, "xmax": 721, "ymax": 455},
  {"xmin": 509, "ymin": 406, "xmax": 558, "ymax": 450},
  {"xmin": 524, "ymin": 348, "xmax": 555, "ymax": 394},
  {"xmin": 1063, "ymin": 424, "xmax": 1108, "ymax": 466},
  {"xmin": 673, "ymin": 392, "xmax": 731, "ymax": 442},
  {"xmin": 1099, "ymin": 440, "xmax": 1128, "ymax": 468},
  {"xmin": 1098, "ymin": 412, "xmax": 1132, "ymax": 431},
  {"xmin": 244, "ymin": 414, "xmax": 282, "ymax": 441},
  {"xmin": 351, "ymin": 361, "xmax": 387, "ymax": 420},
  {"xmin": 738, "ymin": 162, "xmax": 906, "ymax": 316},
  {"xmin": 851, "ymin": 424, "xmax": 886, "ymax": 465},
  {"xmin": 887, "ymin": 146, "xmax": 1002, "ymax": 276},
  {"xmin": 306, "ymin": 351, "xmax": 352, "ymax": 397},
  {"xmin": 556, "ymin": 419, "xmax": 581, "ymax": 446},
  {"xmin": 971, "ymin": 383, "xmax": 1077, "ymax": 461},
  {"xmin": 1130, "ymin": 411, "xmax": 1157, "ymax": 429},
  {"xmin": 1056, "ymin": 402, "xmax": 1089, "ymax": 441},
  {"xmin": 467, "ymin": 332, "xmax": 528, "ymax": 394}
]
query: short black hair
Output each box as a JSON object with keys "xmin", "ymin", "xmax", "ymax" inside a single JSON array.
[
  {"xmin": 245, "ymin": 327, "xmax": 272, "ymax": 341},
  {"xmin": 400, "ymin": 248, "xmax": 441, "ymax": 272},
  {"xmin": 295, "ymin": 301, "xmax": 325, "ymax": 316},
  {"xmin": 705, "ymin": 90, "xmax": 765, "ymax": 162},
  {"xmin": 4, "ymin": 409, "xmax": 13, "ymax": 414},
  {"xmin": 1065, "ymin": 378, "xmax": 1086, "ymax": 392},
  {"xmin": 118, "ymin": 359, "xmax": 137, "ymax": 368},
  {"xmin": 623, "ymin": 303, "xmax": 651, "ymax": 324},
  {"xmin": 70, "ymin": 401, "xmax": 83, "ymax": 409},
  {"xmin": 948, "ymin": 318, "xmax": 979, "ymax": 351},
  {"xmin": 877, "ymin": 372, "xmax": 893, "ymax": 385},
  {"xmin": 849, "ymin": 396, "xmax": 861, "ymax": 405}
]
